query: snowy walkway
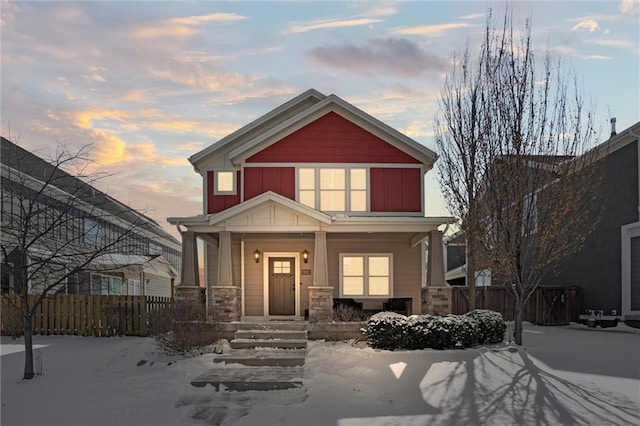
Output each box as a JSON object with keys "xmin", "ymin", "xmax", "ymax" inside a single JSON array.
[{"xmin": 1, "ymin": 323, "xmax": 639, "ymax": 425}]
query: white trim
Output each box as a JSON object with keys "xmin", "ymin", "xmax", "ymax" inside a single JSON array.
[
  {"xmin": 621, "ymin": 222, "xmax": 640, "ymax": 318},
  {"xmin": 262, "ymin": 252, "xmax": 301, "ymax": 317},
  {"xmin": 295, "ymin": 165, "xmax": 369, "ymax": 213},
  {"xmin": 245, "ymin": 162, "xmax": 424, "ymax": 169},
  {"xmin": 213, "ymin": 170, "xmax": 237, "ymax": 195},
  {"xmin": 240, "ymin": 239, "xmax": 246, "ymax": 317}
]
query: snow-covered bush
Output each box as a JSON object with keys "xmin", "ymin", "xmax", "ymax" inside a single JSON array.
[
  {"xmin": 464, "ymin": 309, "xmax": 506, "ymax": 344},
  {"xmin": 365, "ymin": 309, "xmax": 505, "ymax": 350},
  {"xmin": 365, "ymin": 312, "xmax": 408, "ymax": 350}
]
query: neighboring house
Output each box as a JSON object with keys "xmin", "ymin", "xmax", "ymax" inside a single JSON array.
[
  {"xmin": 444, "ymin": 231, "xmax": 492, "ymax": 287},
  {"xmin": 168, "ymin": 89, "xmax": 454, "ymax": 321},
  {"xmin": 1, "ymin": 137, "xmax": 181, "ymax": 298},
  {"xmin": 443, "ymin": 121, "xmax": 640, "ymax": 321},
  {"xmin": 539, "ymin": 121, "xmax": 640, "ymax": 321}
]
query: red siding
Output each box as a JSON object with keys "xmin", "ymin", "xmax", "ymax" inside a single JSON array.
[
  {"xmin": 207, "ymin": 171, "xmax": 241, "ymax": 213},
  {"xmin": 247, "ymin": 112, "xmax": 420, "ymax": 164},
  {"xmin": 370, "ymin": 168, "xmax": 422, "ymax": 212},
  {"xmin": 244, "ymin": 167, "xmax": 295, "ymax": 201}
]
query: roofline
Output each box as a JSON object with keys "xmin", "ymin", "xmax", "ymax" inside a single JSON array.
[
  {"xmin": 228, "ymin": 93, "xmax": 437, "ymax": 167},
  {"xmin": 581, "ymin": 121, "xmax": 640, "ymax": 163},
  {"xmin": 188, "ymin": 89, "xmax": 327, "ymax": 166},
  {"xmin": 208, "ymin": 191, "xmax": 333, "ymax": 225}
]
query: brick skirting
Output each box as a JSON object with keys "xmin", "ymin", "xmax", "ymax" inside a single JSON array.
[{"xmin": 308, "ymin": 286, "xmax": 333, "ymax": 322}]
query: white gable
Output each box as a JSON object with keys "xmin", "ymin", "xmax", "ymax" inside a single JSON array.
[{"xmin": 221, "ymin": 203, "xmax": 322, "ymax": 232}]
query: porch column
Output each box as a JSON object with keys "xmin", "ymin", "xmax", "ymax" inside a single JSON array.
[
  {"xmin": 176, "ymin": 231, "xmax": 205, "ymax": 309},
  {"xmin": 179, "ymin": 231, "xmax": 199, "ymax": 287},
  {"xmin": 313, "ymin": 231, "xmax": 329, "ymax": 286},
  {"xmin": 427, "ymin": 230, "xmax": 445, "ymax": 287},
  {"xmin": 310, "ymin": 231, "xmax": 333, "ymax": 322},
  {"xmin": 209, "ymin": 231, "xmax": 240, "ymax": 321},
  {"xmin": 217, "ymin": 231, "xmax": 233, "ymax": 286}
]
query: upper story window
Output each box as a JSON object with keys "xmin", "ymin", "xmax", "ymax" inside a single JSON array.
[
  {"xmin": 214, "ymin": 171, "xmax": 236, "ymax": 195},
  {"xmin": 84, "ymin": 218, "xmax": 100, "ymax": 245},
  {"xmin": 297, "ymin": 167, "xmax": 367, "ymax": 212}
]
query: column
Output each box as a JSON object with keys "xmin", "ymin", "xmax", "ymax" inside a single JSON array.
[
  {"xmin": 179, "ymin": 231, "xmax": 199, "ymax": 287},
  {"xmin": 313, "ymin": 231, "xmax": 329, "ymax": 286},
  {"xmin": 217, "ymin": 231, "xmax": 233, "ymax": 286},
  {"xmin": 309, "ymin": 231, "xmax": 333, "ymax": 322},
  {"xmin": 427, "ymin": 230, "xmax": 445, "ymax": 287}
]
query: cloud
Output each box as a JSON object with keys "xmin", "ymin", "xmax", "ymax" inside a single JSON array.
[
  {"xmin": 131, "ymin": 12, "xmax": 247, "ymax": 39},
  {"xmin": 571, "ymin": 18, "xmax": 600, "ymax": 32},
  {"xmin": 168, "ymin": 13, "xmax": 247, "ymax": 25},
  {"xmin": 284, "ymin": 18, "xmax": 382, "ymax": 34},
  {"xmin": 590, "ymin": 38, "xmax": 635, "ymax": 48},
  {"xmin": 366, "ymin": 3, "xmax": 398, "ymax": 17},
  {"xmin": 619, "ymin": 0, "xmax": 640, "ymax": 15},
  {"xmin": 393, "ymin": 22, "xmax": 470, "ymax": 37},
  {"xmin": 306, "ymin": 37, "xmax": 446, "ymax": 78}
]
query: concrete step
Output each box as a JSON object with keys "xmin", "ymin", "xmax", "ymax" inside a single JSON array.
[
  {"xmin": 191, "ymin": 366, "xmax": 304, "ymax": 391},
  {"xmin": 214, "ymin": 349, "xmax": 306, "ymax": 367},
  {"xmin": 235, "ymin": 329, "xmax": 308, "ymax": 340},
  {"xmin": 229, "ymin": 338, "xmax": 307, "ymax": 350},
  {"xmin": 228, "ymin": 322, "xmax": 307, "ymax": 331}
]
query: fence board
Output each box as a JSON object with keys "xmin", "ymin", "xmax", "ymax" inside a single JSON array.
[
  {"xmin": 450, "ymin": 286, "xmax": 579, "ymax": 325},
  {"xmin": 1, "ymin": 294, "xmax": 174, "ymax": 337}
]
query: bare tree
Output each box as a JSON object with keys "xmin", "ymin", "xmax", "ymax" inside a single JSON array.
[
  {"xmin": 1, "ymin": 137, "xmax": 151, "ymax": 379},
  {"xmin": 436, "ymin": 10, "xmax": 601, "ymax": 344}
]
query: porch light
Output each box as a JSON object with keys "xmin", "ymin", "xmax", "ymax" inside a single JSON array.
[
  {"xmin": 253, "ymin": 249, "xmax": 260, "ymax": 263},
  {"xmin": 302, "ymin": 249, "xmax": 309, "ymax": 264}
]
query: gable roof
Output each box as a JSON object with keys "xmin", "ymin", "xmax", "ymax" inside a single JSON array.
[
  {"xmin": 189, "ymin": 89, "xmax": 437, "ymax": 172},
  {"xmin": 208, "ymin": 191, "xmax": 332, "ymax": 226}
]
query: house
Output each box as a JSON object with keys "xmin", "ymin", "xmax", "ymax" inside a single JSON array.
[
  {"xmin": 442, "ymin": 121, "xmax": 640, "ymax": 322},
  {"xmin": 1, "ymin": 137, "xmax": 181, "ymax": 298},
  {"xmin": 538, "ymin": 121, "xmax": 640, "ymax": 322},
  {"xmin": 168, "ymin": 89, "xmax": 454, "ymax": 321}
]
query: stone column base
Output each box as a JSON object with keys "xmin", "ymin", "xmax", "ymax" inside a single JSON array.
[
  {"xmin": 175, "ymin": 286, "xmax": 206, "ymax": 305},
  {"xmin": 308, "ymin": 286, "xmax": 334, "ymax": 322},
  {"xmin": 425, "ymin": 286, "xmax": 452, "ymax": 316},
  {"xmin": 210, "ymin": 286, "xmax": 241, "ymax": 322}
]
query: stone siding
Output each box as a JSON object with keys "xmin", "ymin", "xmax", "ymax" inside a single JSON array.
[
  {"xmin": 308, "ymin": 286, "xmax": 333, "ymax": 322},
  {"xmin": 209, "ymin": 286, "xmax": 241, "ymax": 322},
  {"xmin": 425, "ymin": 286, "xmax": 452, "ymax": 316}
]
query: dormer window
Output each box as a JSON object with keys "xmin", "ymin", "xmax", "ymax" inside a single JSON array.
[
  {"xmin": 214, "ymin": 171, "xmax": 236, "ymax": 195},
  {"xmin": 297, "ymin": 166, "xmax": 367, "ymax": 212}
]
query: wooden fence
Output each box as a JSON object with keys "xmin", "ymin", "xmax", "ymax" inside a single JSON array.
[
  {"xmin": 451, "ymin": 286, "xmax": 580, "ymax": 325},
  {"xmin": 1, "ymin": 294, "xmax": 172, "ymax": 337}
]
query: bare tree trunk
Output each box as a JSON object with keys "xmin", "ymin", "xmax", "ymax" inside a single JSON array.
[
  {"xmin": 466, "ymin": 233, "xmax": 476, "ymax": 311},
  {"xmin": 23, "ymin": 312, "xmax": 34, "ymax": 380},
  {"xmin": 514, "ymin": 300, "xmax": 524, "ymax": 346}
]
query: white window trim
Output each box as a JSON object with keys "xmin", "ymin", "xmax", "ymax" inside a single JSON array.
[
  {"xmin": 213, "ymin": 170, "xmax": 237, "ymax": 195},
  {"xmin": 296, "ymin": 166, "xmax": 369, "ymax": 212},
  {"xmin": 622, "ymin": 222, "xmax": 640, "ymax": 318},
  {"xmin": 339, "ymin": 253, "xmax": 393, "ymax": 298}
]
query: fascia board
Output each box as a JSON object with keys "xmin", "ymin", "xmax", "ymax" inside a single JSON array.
[
  {"xmin": 188, "ymin": 89, "xmax": 326, "ymax": 167},
  {"xmin": 167, "ymin": 215, "xmax": 210, "ymax": 226},
  {"xmin": 229, "ymin": 94, "xmax": 438, "ymax": 167},
  {"xmin": 577, "ymin": 121, "xmax": 640, "ymax": 165}
]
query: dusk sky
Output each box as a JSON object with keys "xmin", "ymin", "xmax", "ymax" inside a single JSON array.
[{"xmin": 2, "ymin": 1, "xmax": 638, "ymax": 239}]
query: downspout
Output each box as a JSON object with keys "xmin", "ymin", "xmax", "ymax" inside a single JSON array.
[{"xmin": 240, "ymin": 239, "xmax": 245, "ymax": 318}]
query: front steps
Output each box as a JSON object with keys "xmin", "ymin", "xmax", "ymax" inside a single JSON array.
[{"xmin": 191, "ymin": 323, "xmax": 308, "ymax": 391}]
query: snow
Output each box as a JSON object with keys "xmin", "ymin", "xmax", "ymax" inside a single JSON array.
[{"xmin": 2, "ymin": 322, "xmax": 639, "ymax": 426}]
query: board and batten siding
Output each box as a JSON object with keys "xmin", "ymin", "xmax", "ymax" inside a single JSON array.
[
  {"xmin": 246, "ymin": 112, "xmax": 420, "ymax": 164},
  {"xmin": 326, "ymin": 233, "xmax": 423, "ymax": 314}
]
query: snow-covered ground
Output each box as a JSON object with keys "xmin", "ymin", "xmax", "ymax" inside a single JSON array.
[{"xmin": 1, "ymin": 323, "xmax": 639, "ymax": 426}]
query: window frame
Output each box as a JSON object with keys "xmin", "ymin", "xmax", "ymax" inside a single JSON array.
[
  {"xmin": 339, "ymin": 253, "xmax": 393, "ymax": 298},
  {"xmin": 297, "ymin": 166, "xmax": 368, "ymax": 212},
  {"xmin": 213, "ymin": 170, "xmax": 237, "ymax": 195}
]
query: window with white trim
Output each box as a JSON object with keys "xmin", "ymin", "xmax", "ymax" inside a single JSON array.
[
  {"xmin": 214, "ymin": 171, "xmax": 236, "ymax": 195},
  {"xmin": 340, "ymin": 254, "xmax": 392, "ymax": 297},
  {"xmin": 298, "ymin": 167, "xmax": 367, "ymax": 212}
]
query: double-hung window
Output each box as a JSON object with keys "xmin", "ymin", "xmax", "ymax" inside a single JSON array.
[
  {"xmin": 298, "ymin": 167, "xmax": 367, "ymax": 212},
  {"xmin": 340, "ymin": 254, "xmax": 392, "ymax": 297}
]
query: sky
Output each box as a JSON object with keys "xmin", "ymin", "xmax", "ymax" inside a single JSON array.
[{"xmin": 1, "ymin": 0, "xmax": 638, "ymax": 240}]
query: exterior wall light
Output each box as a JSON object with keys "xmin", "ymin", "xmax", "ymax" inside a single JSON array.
[
  {"xmin": 302, "ymin": 249, "xmax": 309, "ymax": 264},
  {"xmin": 253, "ymin": 249, "xmax": 260, "ymax": 263}
]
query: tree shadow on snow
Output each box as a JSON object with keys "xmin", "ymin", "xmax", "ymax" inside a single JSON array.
[{"xmin": 424, "ymin": 348, "xmax": 639, "ymax": 426}]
